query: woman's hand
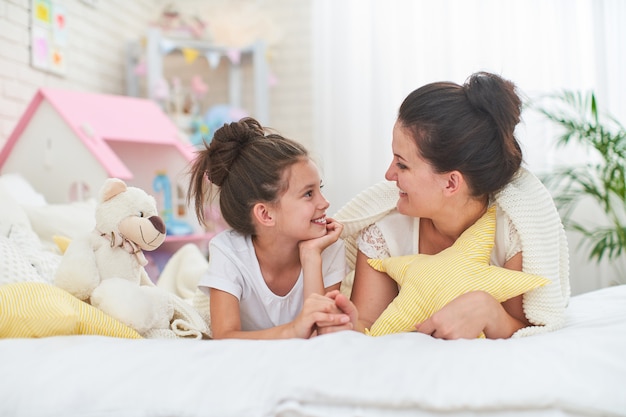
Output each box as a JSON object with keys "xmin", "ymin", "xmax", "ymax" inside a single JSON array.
[
  {"xmin": 415, "ymin": 253, "xmax": 530, "ymax": 340},
  {"xmin": 414, "ymin": 291, "xmax": 527, "ymax": 339},
  {"xmin": 413, "ymin": 291, "xmax": 495, "ymax": 339}
]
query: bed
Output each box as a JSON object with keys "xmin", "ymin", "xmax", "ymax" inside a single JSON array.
[
  {"xmin": 0, "ymin": 285, "xmax": 624, "ymax": 417},
  {"xmin": 1, "ymin": 174, "xmax": 625, "ymax": 417}
]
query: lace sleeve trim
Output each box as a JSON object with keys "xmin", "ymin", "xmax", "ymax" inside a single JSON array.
[
  {"xmin": 356, "ymin": 223, "xmax": 390, "ymax": 259},
  {"xmin": 506, "ymin": 214, "xmax": 522, "ymax": 261}
]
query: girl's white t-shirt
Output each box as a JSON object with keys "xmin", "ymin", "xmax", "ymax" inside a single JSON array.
[{"xmin": 198, "ymin": 229, "xmax": 347, "ymax": 331}]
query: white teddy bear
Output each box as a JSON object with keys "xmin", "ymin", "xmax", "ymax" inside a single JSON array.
[{"xmin": 54, "ymin": 178, "xmax": 174, "ymax": 335}]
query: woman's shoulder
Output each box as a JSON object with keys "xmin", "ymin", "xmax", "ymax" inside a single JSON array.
[
  {"xmin": 377, "ymin": 209, "xmax": 413, "ymax": 228},
  {"xmin": 359, "ymin": 210, "xmax": 417, "ymax": 258},
  {"xmin": 375, "ymin": 209, "xmax": 415, "ymax": 239}
]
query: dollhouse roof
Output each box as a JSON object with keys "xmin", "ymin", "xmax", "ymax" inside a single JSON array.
[{"xmin": 0, "ymin": 88, "xmax": 195, "ymax": 179}]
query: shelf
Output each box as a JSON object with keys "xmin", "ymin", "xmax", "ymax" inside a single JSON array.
[{"xmin": 125, "ymin": 27, "xmax": 269, "ymax": 125}]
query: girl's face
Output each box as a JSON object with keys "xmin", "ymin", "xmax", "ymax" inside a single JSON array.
[
  {"xmin": 273, "ymin": 159, "xmax": 330, "ymax": 241},
  {"xmin": 385, "ymin": 121, "xmax": 447, "ymax": 218}
]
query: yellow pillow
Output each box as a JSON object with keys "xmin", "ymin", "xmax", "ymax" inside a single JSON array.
[
  {"xmin": 366, "ymin": 205, "xmax": 550, "ymax": 337},
  {"xmin": 0, "ymin": 282, "xmax": 142, "ymax": 339}
]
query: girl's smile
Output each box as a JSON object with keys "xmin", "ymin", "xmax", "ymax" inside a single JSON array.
[{"xmin": 312, "ymin": 216, "xmax": 327, "ymax": 225}]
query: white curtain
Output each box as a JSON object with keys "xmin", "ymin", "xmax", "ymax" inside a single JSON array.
[
  {"xmin": 311, "ymin": 0, "xmax": 626, "ymax": 294},
  {"xmin": 312, "ymin": 0, "xmax": 626, "ymax": 210}
]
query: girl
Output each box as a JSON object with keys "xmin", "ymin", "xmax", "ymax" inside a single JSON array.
[{"xmin": 188, "ymin": 117, "xmax": 350, "ymax": 339}]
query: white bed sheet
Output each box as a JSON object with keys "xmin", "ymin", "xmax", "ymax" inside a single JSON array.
[{"xmin": 1, "ymin": 285, "xmax": 625, "ymax": 417}]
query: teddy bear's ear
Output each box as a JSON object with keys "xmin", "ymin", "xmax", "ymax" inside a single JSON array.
[{"xmin": 100, "ymin": 178, "xmax": 127, "ymax": 202}]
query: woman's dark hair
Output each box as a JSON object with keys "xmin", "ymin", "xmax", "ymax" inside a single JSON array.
[
  {"xmin": 187, "ymin": 117, "xmax": 308, "ymax": 235},
  {"xmin": 397, "ymin": 71, "xmax": 523, "ymax": 196}
]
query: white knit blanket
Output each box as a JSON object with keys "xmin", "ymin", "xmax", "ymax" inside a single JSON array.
[
  {"xmin": 495, "ymin": 168, "xmax": 570, "ymax": 336},
  {"xmin": 333, "ymin": 167, "xmax": 570, "ymax": 337},
  {"xmin": 136, "ymin": 245, "xmax": 209, "ymax": 340}
]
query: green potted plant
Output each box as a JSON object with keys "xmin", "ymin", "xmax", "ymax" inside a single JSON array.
[{"xmin": 531, "ymin": 91, "xmax": 626, "ymax": 283}]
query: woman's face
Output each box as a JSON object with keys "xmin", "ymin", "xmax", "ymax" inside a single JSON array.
[{"xmin": 385, "ymin": 121, "xmax": 447, "ymax": 218}]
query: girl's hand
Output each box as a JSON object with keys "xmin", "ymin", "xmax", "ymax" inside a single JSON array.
[
  {"xmin": 298, "ymin": 217, "xmax": 344, "ymax": 257},
  {"xmin": 299, "ymin": 218, "xmax": 344, "ymax": 298},
  {"xmin": 293, "ymin": 292, "xmax": 351, "ymax": 338},
  {"xmin": 315, "ymin": 290, "xmax": 358, "ymax": 335}
]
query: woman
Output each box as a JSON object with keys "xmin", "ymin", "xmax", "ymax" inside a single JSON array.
[{"xmin": 331, "ymin": 71, "xmax": 569, "ymax": 339}]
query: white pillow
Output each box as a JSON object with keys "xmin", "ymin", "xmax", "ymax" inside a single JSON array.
[
  {"xmin": 23, "ymin": 199, "xmax": 96, "ymax": 245},
  {"xmin": 0, "ymin": 179, "xmax": 32, "ymax": 237},
  {"xmin": 0, "ymin": 173, "xmax": 46, "ymax": 206}
]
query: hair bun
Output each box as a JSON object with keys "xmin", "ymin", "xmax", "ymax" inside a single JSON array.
[
  {"xmin": 464, "ymin": 72, "xmax": 521, "ymax": 134},
  {"xmin": 204, "ymin": 118, "xmax": 266, "ymax": 186},
  {"xmin": 213, "ymin": 117, "xmax": 265, "ymax": 146}
]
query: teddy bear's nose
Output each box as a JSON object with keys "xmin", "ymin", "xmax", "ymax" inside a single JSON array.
[{"xmin": 149, "ymin": 216, "xmax": 166, "ymax": 234}]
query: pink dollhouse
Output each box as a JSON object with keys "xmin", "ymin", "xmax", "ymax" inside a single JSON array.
[{"xmin": 0, "ymin": 88, "xmax": 220, "ymax": 256}]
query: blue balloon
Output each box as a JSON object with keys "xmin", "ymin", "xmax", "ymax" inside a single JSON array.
[{"xmin": 203, "ymin": 104, "xmax": 249, "ymax": 143}]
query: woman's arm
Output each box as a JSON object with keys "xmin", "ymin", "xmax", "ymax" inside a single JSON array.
[
  {"xmin": 209, "ymin": 288, "xmax": 350, "ymax": 340},
  {"xmin": 415, "ymin": 252, "xmax": 531, "ymax": 339},
  {"xmin": 486, "ymin": 252, "xmax": 531, "ymax": 338},
  {"xmin": 349, "ymin": 249, "xmax": 400, "ymax": 332}
]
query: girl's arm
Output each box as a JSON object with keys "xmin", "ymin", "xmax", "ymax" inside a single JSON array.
[
  {"xmin": 299, "ymin": 218, "xmax": 343, "ymax": 299},
  {"xmin": 349, "ymin": 249, "xmax": 400, "ymax": 333},
  {"xmin": 415, "ymin": 252, "xmax": 531, "ymax": 339},
  {"xmin": 209, "ymin": 288, "xmax": 350, "ymax": 340}
]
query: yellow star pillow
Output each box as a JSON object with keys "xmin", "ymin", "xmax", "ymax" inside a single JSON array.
[{"xmin": 366, "ymin": 205, "xmax": 550, "ymax": 337}]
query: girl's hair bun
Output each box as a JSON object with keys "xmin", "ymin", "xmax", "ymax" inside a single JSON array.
[{"xmin": 206, "ymin": 118, "xmax": 266, "ymax": 186}]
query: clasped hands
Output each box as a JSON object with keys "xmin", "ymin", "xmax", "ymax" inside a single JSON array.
[
  {"xmin": 306, "ymin": 290, "xmax": 498, "ymax": 339},
  {"xmin": 292, "ymin": 290, "xmax": 354, "ymax": 339}
]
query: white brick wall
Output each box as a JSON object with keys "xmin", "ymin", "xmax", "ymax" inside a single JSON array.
[
  {"xmin": 0, "ymin": 0, "xmax": 315, "ymax": 153},
  {"xmin": 0, "ymin": 0, "xmax": 161, "ymax": 143},
  {"xmin": 262, "ymin": 0, "xmax": 313, "ymax": 149}
]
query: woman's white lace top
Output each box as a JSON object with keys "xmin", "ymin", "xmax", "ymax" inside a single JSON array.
[{"xmin": 357, "ymin": 206, "xmax": 522, "ymax": 265}]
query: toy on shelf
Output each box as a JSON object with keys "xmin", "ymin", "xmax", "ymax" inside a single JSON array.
[
  {"xmin": 153, "ymin": 171, "xmax": 194, "ymax": 236},
  {"xmin": 125, "ymin": 28, "xmax": 269, "ymax": 127}
]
